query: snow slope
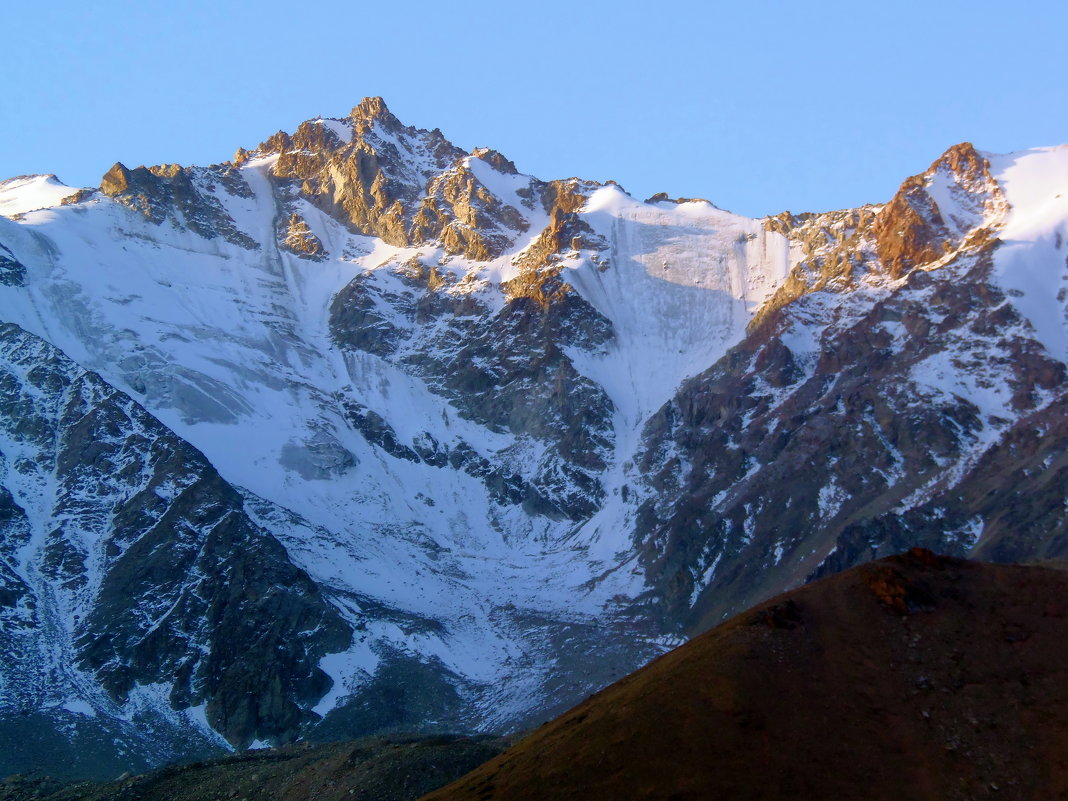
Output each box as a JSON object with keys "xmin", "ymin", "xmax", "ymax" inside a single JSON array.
[
  {"xmin": 0, "ymin": 175, "xmax": 82, "ymax": 217},
  {"xmin": 568, "ymin": 187, "xmax": 791, "ymax": 436},
  {"xmin": 988, "ymin": 145, "xmax": 1068, "ymax": 361}
]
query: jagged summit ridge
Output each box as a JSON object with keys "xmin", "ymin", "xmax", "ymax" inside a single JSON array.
[{"xmin": 351, "ymin": 95, "xmax": 400, "ymax": 125}]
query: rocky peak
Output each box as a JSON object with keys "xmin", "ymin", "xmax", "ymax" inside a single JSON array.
[
  {"xmin": 349, "ymin": 95, "xmax": 403, "ymax": 136},
  {"xmin": 937, "ymin": 141, "xmax": 994, "ymax": 189},
  {"xmin": 99, "ymin": 161, "xmax": 133, "ymax": 196},
  {"xmin": 471, "ymin": 147, "xmax": 518, "ymax": 175},
  {"xmin": 752, "ymin": 142, "xmax": 1007, "ymax": 332},
  {"xmin": 872, "ymin": 141, "xmax": 1005, "ymax": 279},
  {"xmin": 257, "ymin": 99, "xmax": 539, "ymax": 253},
  {"xmin": 95, "ymin": 100, "xmax": 543, "ymax": 264}
]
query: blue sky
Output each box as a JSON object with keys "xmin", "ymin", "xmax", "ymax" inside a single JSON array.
[{"xmin": 2, "ymin": 0, "xmax": 1066, "ymax": 217}]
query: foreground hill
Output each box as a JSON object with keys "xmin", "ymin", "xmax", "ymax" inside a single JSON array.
[
  {"xmin": 0, "ymin": 734, "xmax": 509, "ymax": 801},
  {"xmin": 423, "ymin": 550, "xmax": 1068, "ymax": 801}
]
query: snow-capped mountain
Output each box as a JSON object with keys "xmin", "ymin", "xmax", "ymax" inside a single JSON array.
[{"xmin": 0, "ymin": 98, "xmax": 1064, "ymax": 778}]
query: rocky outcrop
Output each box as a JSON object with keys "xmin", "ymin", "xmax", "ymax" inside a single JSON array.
[
  {"xmin": 329, "ymin": 255, "xmax": 616, "ymax": 520},
  {"xmin": 278, "ymin": 212, "xmax": 327, "ymax": 260},
  {"xmin": 753, "ymin": 142, "xmax": 1006, "ymax": 330},
  {"xmin": 257, "ymin": 99, "xmax": 530, "ymax": 260},
  {"xmin": 506, "ymin": 179, "xmax": 605, "ymax": 304},
  {"xmin": 0, "ymin": 324, "xmax": 351, "ymax": 752},
  {"xmin": 100, "ymin": 162, "xmax": 258, "ymax": 249},
  {"xmin": 59, "ymin": 188, "xmax": 97, "ymax": 206},
  {"xmin": 872, "ymin": 142, "xmax": 1006, "ymax": 278},
  {"xmin": 0, "ymin": 243, "xmax": 25, "ymax": 286},
  {"xmin": 411, "ymin": 294, "xmax": 614, "ymax": 519},
  {"xmin": 754, "ymin": 205, "xmax": 880, "ymax": 329},
  {"xmin": 336, "ymin": 397, "xmax": 559, "ymax": 514},
  {"xmin": 253, "ymin": 99, "xmax": 539, "ymax": 261}
]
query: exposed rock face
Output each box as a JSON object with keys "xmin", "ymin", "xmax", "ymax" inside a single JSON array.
[
  {"xmin": 257, "ymin": 98, "xmax": 533, "ymax": 261},
  {"xmin": 100, "ymin": 161, "xmax": 258, "ymax": 249},
  {"xmin": 754, "ymin": 205, "xmax": 880, "ymax": 329},
  {"xmin": 279, "ymin": 212, "xmax": 327, "ymax": 259},
  {"xmin": 506, "ymin": 179, "xmax": 605, "ymax": 299},
  {"xmin": 755, "ymin": 143, "xmax": 1005, "ymax": 330},
  {"xmin": 872, "ymin": 142, "xmax": 1006, "ymax": 278},
  {"xmin": 416, "ymin": 157, "xmax": 530, "ymax": 261},
  {"xmin": 0, "ymin": 242, "xmax": 25, "ymax": 286},
  {"xmin": 0, "ymin": 100, "xmax": 1064, "ymax": 780},
  {"xmin": 0, "ymin": 324, "xmax": 350, "ymax": 759},
  {"xmin": 328, "ymin": 256, "xmax": 615, "ymax": 520},
  {"xmin": 414, "ymin": 299, "xmax": 614, "ymax": 520},
  {"xmin": 813, "ymin": 393, "xmax": 1068, "ymax": 578}
]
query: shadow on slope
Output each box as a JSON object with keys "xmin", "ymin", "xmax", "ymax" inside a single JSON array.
[{"xmin": 0, "ymin": 734, "xmax": 509, "ymax": 801}]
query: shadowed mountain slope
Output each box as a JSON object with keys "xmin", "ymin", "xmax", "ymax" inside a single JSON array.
[{"xmin": 0, "ymin": 735, "xmax": 510, "ymax": 801}]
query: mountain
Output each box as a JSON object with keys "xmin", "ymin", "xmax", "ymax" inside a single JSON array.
[
  {"xmin": 423, "ymin": 550, "xmax": 1068, "ymax": 801},
  {"xmin": 0, "ymin": 97, "xmax": 1064, "ymax": 777}
]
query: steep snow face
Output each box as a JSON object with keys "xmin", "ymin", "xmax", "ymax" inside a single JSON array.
[
  {"xmin": 988, "ymin": 146, "xmax": 1068, "ymax": 362},
  {"xmin": 0, "ymin": 161, "xmax": 609, "ymax": 700},
  {"xmin": 0, "ymin": 149, "xmax": 796, "ymax": 581},
  {"xmin": 567, "ymin": 187, "xmax": 791, "ymax": 435}
]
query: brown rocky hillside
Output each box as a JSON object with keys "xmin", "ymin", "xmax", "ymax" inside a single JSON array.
[{"xmin": 422, "ymin": 550, "xmax": 1068, "ymax": 801}]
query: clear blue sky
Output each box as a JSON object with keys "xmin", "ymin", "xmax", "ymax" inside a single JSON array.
[{"xmin": 2, "ymin": 0, "xmax": 1066, "ymax": 218}]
